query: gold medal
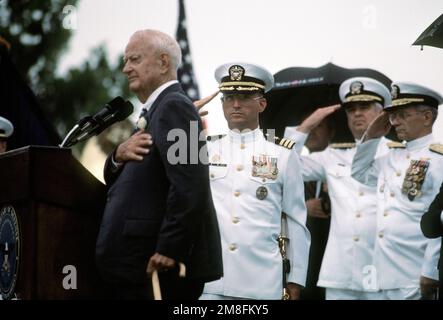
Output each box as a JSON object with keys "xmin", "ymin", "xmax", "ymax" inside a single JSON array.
[{"xmin": 256, "ymin": 186, "xmax": 268, "ymax": 200}]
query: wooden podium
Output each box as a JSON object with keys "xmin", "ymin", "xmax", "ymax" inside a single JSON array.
[{"xmin": 0, "ymin": 146, "xmax": 106, "ymax": 299}]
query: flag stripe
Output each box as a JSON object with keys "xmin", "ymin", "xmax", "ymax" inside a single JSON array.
[{"xmin": 176, "ymin": 0, "xmax": 200, "ymax": 100}]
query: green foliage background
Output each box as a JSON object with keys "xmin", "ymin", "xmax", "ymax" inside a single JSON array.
[{"xmin": 0, "ymin": 0, "xmax": 132, "ymax": 140}]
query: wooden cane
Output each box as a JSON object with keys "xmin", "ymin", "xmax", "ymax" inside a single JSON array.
[{"xmin": 150, "ymin": 262, "xmax": 187, "ymax": 300}]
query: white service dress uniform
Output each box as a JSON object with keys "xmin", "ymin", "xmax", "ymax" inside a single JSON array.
[
  {"xmin": 202, "ymin": 128, "xmax": 310, "ymax": 299},
  {"xmin": 352, "ymin": 134, "xmax": 443, "ymax": 299},
  {"xmin": 286, "ymin": 128, "xmax": 389, "ymax": 299}
]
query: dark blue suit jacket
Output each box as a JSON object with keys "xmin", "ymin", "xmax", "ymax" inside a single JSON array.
[
  {"xmin": 96, "ymin": 83, "xmax": 223, "ymax": 285},
  {"xmin": 421, "ymin": 181, "xmax": 443, "ymax": 298}
]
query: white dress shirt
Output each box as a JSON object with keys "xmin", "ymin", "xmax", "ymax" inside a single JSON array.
[{"xmin": 111, "ymin": 80, "xmax": 179, "ymax": 167}]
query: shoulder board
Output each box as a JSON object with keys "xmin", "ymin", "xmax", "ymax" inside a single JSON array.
[
  {"xmin": 273, "ymin": 136, "xmax": 296, "ymax": 150},
  {"xmin": 387, "ymin": 141, "xmax": 406, "ymax": 149},
  {"xmin": 206, "ymin": 134, "xmax": 226, "ymax": 142},
  {"xmin": 330, "ymin": 143, "xmax": 356, "ymax": 149},
  {"xmin": 429, "ymin": 143, "xmax": 443, "ymax": 155},
  {"xmin": 263, "ymin": 132, "xmax": 296, "ymax": 150}
]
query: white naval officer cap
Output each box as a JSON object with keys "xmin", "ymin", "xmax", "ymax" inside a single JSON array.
[
  {"xmin": 215, "ymin": 62, "xmax": 274, "ymax": 94},
  {"xmin": 0, "ymin": 116, "xmax": 13, "ymax": 139},
  {"xmin": 387, "ymin": 82, "xmax": 443, "ymax": 110},
  {"xmin": 339, "ymin": 77, "xmax": 391, "ymax": 108}
]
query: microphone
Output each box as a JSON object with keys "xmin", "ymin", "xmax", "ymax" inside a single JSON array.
[
  {"xmin": 79, "ymin": 96, "xmax": 127, "ymax": 133},
  {"xmin": 60, "ymin": 97, "xmax": 134, "ymax": 148},
  {"xmin": 75, "ymin": 98, "xmax": 133, "ymax": 142}
]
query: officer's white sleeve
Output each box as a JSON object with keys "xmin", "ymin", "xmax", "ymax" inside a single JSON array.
[
  {"xmin": 351, "ymin": 138, "xmax": 381, "ymax": 187},
  {"xmin": 421, "ymin": 237, "xmax": 441, "ymax": 280},
  {"xmin": 284, "ymin": 126, "xmax": 307, "ymax": 155},
  {"xmin": 282, "ymin": 149, "xmax": 311, "ymax": 286},
  {"xmin": 283, "ymin": 126, "xmax": 327, "ymax": 182},
  {"xmin": 299, "ymin": 150, "xmax": 328, "ymax": 182}
]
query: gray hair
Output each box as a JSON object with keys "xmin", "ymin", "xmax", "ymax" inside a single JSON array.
[
  {"xmin": 415, "ymin": 104, "xmax": 438, "ymax": 123},
  {"xmin": 373, "ymin": 102, "xmax": 383, "ymax": 110},
  {"xmin": 133, "ymin": 29, "xmax": 182, "ymax": 72}
]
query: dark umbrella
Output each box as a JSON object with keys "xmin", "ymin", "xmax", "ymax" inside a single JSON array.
[
  {"xmin": 261, "ymin": 63, "xmax": 393, "ymax": 142},
  {"xmin": 413, "ymin": 14, "xmax": 443, "ymax": 50}
]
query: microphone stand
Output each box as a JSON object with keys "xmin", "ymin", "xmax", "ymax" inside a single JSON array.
[
  {"xmin": 59, "ymin": 112, "xmax": 122, "ymax": 148},
  {"xmin": 59, "ymin": 124, "xmax": 80, "ymax": 148},
  {"xmin": 59, "ymin": 116, "xmax": 96, "ymax": 148}
]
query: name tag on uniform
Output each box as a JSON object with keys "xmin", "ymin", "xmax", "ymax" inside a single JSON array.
[
  {"xmin": 252, "ymin": 154, "xmax": 278, "ymax": 180},
  {"xmin": 209, "ymin": 163, "xmax": 227, "ymax": 167}
]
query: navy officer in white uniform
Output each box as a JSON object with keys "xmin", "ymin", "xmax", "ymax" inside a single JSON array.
[
  {"xmin": 200, "ymin": 62, "xmax": 310, "ymax": 300},
  {"xmin": 352, "ymin": 82, "xmax": 443, "ymax": 299},
  {"xmin": 284, "ymin": 77, "xmax": 392, "ymax": 299}
]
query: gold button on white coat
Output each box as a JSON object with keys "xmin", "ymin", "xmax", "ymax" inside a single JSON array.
[
  {"xmin": 229, "ymin": 244, "xmax": 237, "ymax": 251},
  {"xmin": 240, "ymin": 144, "xmax": 246, "ymax": 150},
  {"xmin": 353, "ymin": 236, "xmax": 359, "ymax": 242},
  {"xmin": 390, "ymin": 192, "xmax": 395, "ymax": 197},
  {"xmin": 396, "ymin": 171, "xmax": 401, "ymax": 177},
  {"xmin": 406, "ymin": 154, "xmax": 410, "ymax": 159},
  {"xmin": 378, "ymin": 233, "xmax": 384, "ymax": 238},
  {"xmin": 210, "ymin": 173, "xmax": 215, "ymax": 178},
  {"xmin": 356, "ymin": 212, "xmax": 362, "ymax": 218},
  {"xmin": 234, "ymin": 191, "xmax": 241, "ymax": 197},
  {"xmin": 232, "ymin": 217, "xmax": 240, "ymax": 224},
  {"xmin": 358, "ymin": 191, "xmax": 364, "ymax": 196},
  {"xmin": 383, "ymin": 211, "xmax": 389, "ymax": 217},
  {"xmin": 236, "ymin": 165, "xmax": 244, "ymax": 171}
]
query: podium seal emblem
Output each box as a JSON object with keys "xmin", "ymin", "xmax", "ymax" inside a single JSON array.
[{"xmin": 0, "ymin": 205, "xmax": 20, "ymax": 300}]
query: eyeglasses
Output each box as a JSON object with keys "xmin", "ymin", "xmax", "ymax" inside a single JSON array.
[
  {"xmin": 388, "ymin": 110, "xmax": 425, "ymax": 124},
  {"xmin": 220, "ymin": 94, "xmax": 264, "ymax": 104}
]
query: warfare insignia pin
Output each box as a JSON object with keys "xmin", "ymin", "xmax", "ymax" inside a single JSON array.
[{"xmin": 211, "ymin": 154, "xmax": 221, "ymax": 162}]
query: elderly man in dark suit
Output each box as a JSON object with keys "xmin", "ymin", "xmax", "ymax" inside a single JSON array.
[
  {"xmin": 95, "ymin": 29, "xmax": 223, "ymax": 300},
  {"xmin": 421, "ymin": 182, "xmax": 443, "ymax": 299}
]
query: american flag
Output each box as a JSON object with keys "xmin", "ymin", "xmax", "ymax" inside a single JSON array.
[{"xmin": 176, "ymin": 0, "xmax": 200, "ymax": 100}]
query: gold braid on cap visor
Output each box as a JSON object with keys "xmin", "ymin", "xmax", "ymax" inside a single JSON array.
[
  {"xmin": 392, "ymin": 98, "xmax": 425, "ymax": 106},
  {"xmin": 345, "ymin": 94, "xmax": 383, "ymax": 103},
  {"xmin": 219, "ymin": 81, "xmax": 265, "ymax": 89}
]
